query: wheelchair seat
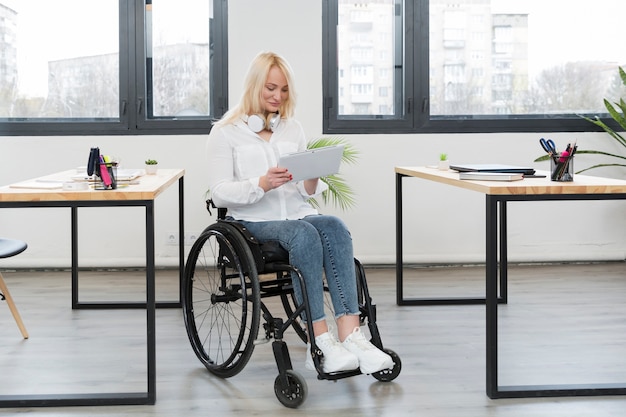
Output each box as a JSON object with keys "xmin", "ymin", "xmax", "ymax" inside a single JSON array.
[
  {"xmin": 181, "ymin": 200, "xmax": 401, "ymax": 408},
  {"xmin": 215, "ymin": 218, "xmax": 291, "ymax": 274}
]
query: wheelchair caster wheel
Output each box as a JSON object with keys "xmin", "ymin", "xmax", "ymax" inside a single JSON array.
[
  {"xmin": 372, "ymin": 348, "xmax": 401, "ymax": 382},
  {"xmin": 274, "ymin": 370, "xmax": 308, "ymax": 408}
]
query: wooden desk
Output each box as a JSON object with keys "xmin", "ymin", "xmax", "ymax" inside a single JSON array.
[
  {"xmin": 395, "ymin": 166, "xmax": 626, "ymax": 399},
  {"xmin": 0, "ymin": 169, "xmax": 185, "ymax": 407}
]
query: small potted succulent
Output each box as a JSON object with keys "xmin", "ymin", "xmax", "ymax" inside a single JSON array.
[
  {"xmin": 145, "ymin": 159, "xmax": 158, "ymax": 175},
  {"xmin": 438, "ymin": 153, "xmax": 449, "ymax": 170}
]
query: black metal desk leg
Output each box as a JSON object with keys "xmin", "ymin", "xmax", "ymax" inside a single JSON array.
[
  {"xmin": 486, "ymin": 195, "xmax": 500, "ymax": 398},
  {"xmin": 145, "ymin": 201, "xmax": 156, "ymax": 404},
  {"xmin": 178, "ymin": 176, "xmax": 185, "ymax": 303},
  {"xmin": 396, "ymin": 173, "xmax": 404, "ymax": 305},
  {"xmin": 71, "ymin": 206, "xmax": 79, "ymax": 309},
  {"xmin": 395, "ymin": 174, "xmax": 505, "ymax": 306},
  {"xmin": 499, "ymin": 201, "xmax": 508, "ymax": 303}
]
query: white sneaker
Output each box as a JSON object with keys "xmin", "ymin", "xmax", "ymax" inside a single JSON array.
[
  {"xmin": 305, "ymin": 332, "xmax": 359, "ymax": 373},
  {"xmin": 342, "ymin": 327, "xmax": 394, "ymax": 374}
]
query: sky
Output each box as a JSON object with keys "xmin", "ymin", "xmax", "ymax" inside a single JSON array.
[
  {"xmin": 2, "ymin": 0, "xmax": 119, "ymax": 95},
  {"xmin": 1, "ymin": 0, "xmax": 209, "ymax": 96},
  {"xmin": 491, "ymin": 0, "xmax": 626, "ymax": 76}
]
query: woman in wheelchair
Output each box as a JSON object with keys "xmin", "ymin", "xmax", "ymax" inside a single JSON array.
[{"xmin": 205, "ymin": 51, "xmax": 393, "ymax": 375}]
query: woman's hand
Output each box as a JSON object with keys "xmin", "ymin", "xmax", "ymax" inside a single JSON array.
[{"xmin": 260, "ymin": 166, "xmax": 293, "ymax": 191}]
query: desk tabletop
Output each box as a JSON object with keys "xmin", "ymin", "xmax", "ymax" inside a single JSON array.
[
  {"xmin": 0, "ymin": 169, "xmax": 185, "ymax": 202},
  {"xmin": 395, "ymin": 166, "xmax": 626, "ymax": 195}
]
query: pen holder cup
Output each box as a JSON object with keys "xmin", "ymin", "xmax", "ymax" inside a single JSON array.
[
  {"xmin": 550, "ymin": 155, "xmax": 574, "ymax": 182},
  {"xmin": 95, "ymin": 162, "xmax": 118, "ymax": 190}
]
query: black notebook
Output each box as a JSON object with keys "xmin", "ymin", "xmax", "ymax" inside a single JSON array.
[{"xmin": 450, "ymin": 163, "xmax": 535, "ymax": 176}]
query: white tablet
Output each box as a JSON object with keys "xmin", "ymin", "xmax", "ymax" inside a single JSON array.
[{"xmin": 278, "ymin": 144, "xmax": 345, "ymax": 182}]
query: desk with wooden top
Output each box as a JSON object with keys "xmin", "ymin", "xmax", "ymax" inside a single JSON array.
[
  {"xmin": 395, "ymin": 166, "xmax": 626, "ymax": 399},
  {"xmin": 0, "ymin": 168, "xmax": 185, "ymax": 407}
]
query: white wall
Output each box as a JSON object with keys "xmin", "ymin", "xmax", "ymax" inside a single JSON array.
[{"xmin": 1, "ymin": 1, "xmax": 624, "ymax": 268}]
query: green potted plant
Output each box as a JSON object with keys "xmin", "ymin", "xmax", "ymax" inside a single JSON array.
[
  {"xmin": 576, "ymin": 66, "xmax": 626, "ymax": 174},
  {"xmin": 438, "ymin": 153, "xmax": 449, "ymax": 171},
  {"xmin": 535, "ymin": 66, "xmax": 626, "ymax": 175},
  {"xmin": 145, "ymin": 159, "xmax": 158, "ymax": 175}
]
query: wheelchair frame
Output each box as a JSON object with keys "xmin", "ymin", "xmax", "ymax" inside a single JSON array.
[{"xmin": 182, "ymin": 202, "xmax": 401, "ymax": 408}]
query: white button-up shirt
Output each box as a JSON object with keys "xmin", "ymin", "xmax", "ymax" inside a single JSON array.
[{"xmin": 206, "ymin": 117, "xmax": 327, "ymax": 221}]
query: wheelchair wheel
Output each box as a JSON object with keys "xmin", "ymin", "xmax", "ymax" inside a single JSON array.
[
  {"xmin": 274, "ymin": 370, "xmax": 308, "ymax": 408},
  {"xmin": 183, "ymin": 223, "xmax": 261, "ymax": 378},
  {"xmin": 372, "ymin": 348, "xmax": 402, "ymax": 382}
]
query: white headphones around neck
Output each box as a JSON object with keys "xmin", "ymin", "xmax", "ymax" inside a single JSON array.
[{"xmin": 247, "ymin": 112, "xmax": 280, "ymax": 133}]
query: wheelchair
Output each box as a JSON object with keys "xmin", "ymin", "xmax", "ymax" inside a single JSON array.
[{"xmin": 182, "ymin": 201, "xmax": 401, "ymax": 408}]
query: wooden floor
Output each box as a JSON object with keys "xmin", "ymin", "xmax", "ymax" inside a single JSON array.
[{"xmin": 1, "ymin": 262, "xmax": 625, "ymax": 416}]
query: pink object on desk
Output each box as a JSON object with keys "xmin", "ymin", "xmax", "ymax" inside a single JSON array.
[{"xmin": 99, "ymin": 157, "xmax": 112, "ymax": 187}]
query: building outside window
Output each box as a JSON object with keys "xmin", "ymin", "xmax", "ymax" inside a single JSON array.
[{"xmin": 324, "ymin": 0, "xmax": 626, "ymax": 133}]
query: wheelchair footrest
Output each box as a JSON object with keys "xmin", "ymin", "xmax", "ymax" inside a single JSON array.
[{"xmin": 317, "ymin": 368, "xmax": 362, "ymax": 381}]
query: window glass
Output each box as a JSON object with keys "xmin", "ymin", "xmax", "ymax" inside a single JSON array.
[
  {"xmin": 147, "ymin": 0, "xmax": 212, "ymax": 118},
  {"xmin": 326, "ymin": 0, "xmax": 626, "ymax": 133},
  {"xmin": 0, "ymin": 0, "xmax": 119, "ymax": 119},
  {"xmin": 336, "ymin": 0, "xmax": 402, "ymax": 118},
  {"xmin": 430, "ymin": 0, "xmax": 626, "ymax": 117}
]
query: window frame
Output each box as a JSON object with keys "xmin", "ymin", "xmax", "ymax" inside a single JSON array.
[
  {"xmin": 0, "ymin": 0, "xmax": 228, "ymax": 136},
  {"xmin": 322, "ymin": 0, "xmax": 613, "ymax": 135}
]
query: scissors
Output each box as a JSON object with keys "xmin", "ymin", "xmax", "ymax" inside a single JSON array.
[{"xmin": 539, "ymin": 138, "xmax": 558, "ymax": 162}]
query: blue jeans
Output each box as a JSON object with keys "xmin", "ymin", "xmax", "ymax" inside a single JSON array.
[{"xmin": 239, "ymin": 215, "xmax": 359, "ymax": 324}]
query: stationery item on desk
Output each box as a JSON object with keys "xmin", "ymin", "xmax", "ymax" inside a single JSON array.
[
  {"xmin": 539, "ymin": 138, "xmax": 558, "ymax": 163},
  {"xmin": 551, "ymin": 151, "xmax": 574, "ymax": 181},
  {"xmin": 459, "ymin": 172, "xmax": 523, "ymax": 181},
  {"xmin": 98, "ymin": 156, "xmax": 113, "ymax": 187},
  {"xmin": 87, "ymin": 147, "xmax": 100, "ymax": 176},
  {"xmin": 86, "ymin": 147, "xmax": 119, "ymax": 189},
  {"xmin": 71, "ymin": 169, "xmax": 141, "ymax": 182},
  {"xmin": 9, "ymin": 181, "xmax": 64, "ymax": 189},
  {"xmin": 62, "ymin": 181, "xmax": 89, "ymax": 191},
  {"xmin": 450, "ymin": 163, "xmax": 535, "ymax": 175},
  {"xmin": 36, "ymin": 179, "xmax": 67, "ymax": 183},
  {"xmin": 549, "ymin": 141, "xmax": 577, "ymax": 182}
]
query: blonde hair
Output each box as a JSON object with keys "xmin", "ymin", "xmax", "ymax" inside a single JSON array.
[{"xmin": 216, "ymin": 51, "xmax": 297, "ymax": 126}]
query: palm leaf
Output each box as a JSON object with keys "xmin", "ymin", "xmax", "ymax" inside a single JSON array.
[
  {"xmin": 604, "ymin": 98, "xmax": 626, "ymax": 134},
  {"xmin": 307, "ymin": 137, "xmax": 359, "ymax": 165},
  {"xmin": 580, "ymin": 115, "xmax": 626, "ymax": 148},
  {"xmin": 576, "ymin": 163, "xmax": 626, "ymax": 174},
  {"xmin": 307, "ymin": 137, "xmax": 359, "ymax": 210},
  {"xmin": 534, "ymin": 150, "xmax": 626, "ymax": 173}
]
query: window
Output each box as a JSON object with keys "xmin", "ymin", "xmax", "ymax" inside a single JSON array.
[
  {"xmin": 323, "ymin": 0, "xmax": 626, "ymax": 134},
  {"xmin": 323, "ymin": 0, "xmax": 410, "ymax": 132},
  {"xmin": 0, "ymin": 0, "xmax": 227, "ymax": 136}
]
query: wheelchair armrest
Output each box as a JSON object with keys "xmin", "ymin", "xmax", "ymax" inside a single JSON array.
[{"xmin": 206, "ymin": 199, "xmax": 227, "ymax": 220}]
